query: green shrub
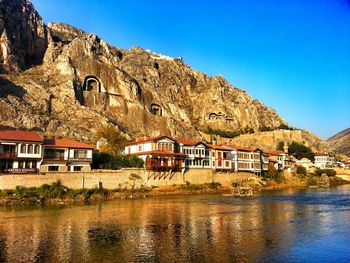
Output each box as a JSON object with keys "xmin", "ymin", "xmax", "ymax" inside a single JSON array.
[
  {"xmin": 92, "ymin": 152, "xmax": 144, "ymax": 170},
  {"xmin": 296, "ymin": 166, "xmax": 307, "ymax": 175},
  {"xmin": 315, "ymin": 168, "xmax": 336, "ymax": 177},
  {"xmin": 288, "ymin": 142, "xmax": 314, "ymax": 161},
  {"xmin": 259, "ymin": 126, "xmax": 273, "ymax": 132},
  {"xmin": 307, "ymin": 177, "xmax": 317, "ymax": 186},
  {"xmin": 206, "ymin": 182, "xmax": 221, "ymax": 189},
  {"xmin": 181, "ymin": 182, "xmax": 205, "ymax": 190},
  {"xmin": 205, "ymin": 126, "xmax": 254, "ymax": 138}
]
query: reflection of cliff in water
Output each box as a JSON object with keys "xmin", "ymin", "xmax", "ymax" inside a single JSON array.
[{"xmin": 0, "ymin": 187, "xmax": 349, "ymax": 262}]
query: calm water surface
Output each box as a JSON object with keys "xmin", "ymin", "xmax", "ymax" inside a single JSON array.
[{"xmin": 0, "ymin": 185, "xmax": 349, "ymax": 263}]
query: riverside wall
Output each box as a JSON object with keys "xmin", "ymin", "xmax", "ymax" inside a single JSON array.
[{"xmin": 0, "ymin": 169, "xmax": 255, "ymax": 190}]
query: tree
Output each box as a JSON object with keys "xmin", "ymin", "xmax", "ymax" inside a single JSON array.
[
  {"xmin": 288, "ymin": 141, "xmax": 314, "ymax": 161},
  {"xmin": 92, "ymin": 152, "xmax": 144, "ymax": 170},
  {"xmin": 278, "ymin": 124, "xmax": 292, "ymax": 130},
  {"xmin": 276, "ymin": 141, "xmax": 284, "ymax": 151},
  {"xmin": 296, "ymin": 165, "xmax": 306, "ymax": 175},
  {"xmin": 96, "ymin": 124, "xmax": 126, "ymax": 153},
  {"xmin": 267, "ymin": 163, "xmax": 278, "ymax": 178},
  {"xmin": 259, "ymin": 126, "xmax": 273, "ymax": 132}
]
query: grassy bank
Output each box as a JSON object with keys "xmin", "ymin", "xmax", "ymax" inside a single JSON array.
[
  {"xmin": 261, "ymin": 172, "xmax": 349, "ymax": 190},
  {"xmin": 0, "ymin": 175, "xmax": 348, "ymax": 206},
  {"xmin": 0, "ymin": 181, "xmax": 224, "ymax": 206}
]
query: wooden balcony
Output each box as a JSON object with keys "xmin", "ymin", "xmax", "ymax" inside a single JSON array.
[
  {"xmin": 146, "ymin": 158, "xmax": 182, "ymax": 170},
  {"xmin": 2, "ymin": 168, "xmax": 39, "ymax": 174},
  {"xmin": 0, "ymin": 152, "xmax": 17, "ymax": 159},
  {"xmin": 43, "ymin": 156, "xmax": 67, "ymax": 161},
  {"xmin": 69, "ymin": 158, "xmax": 92, "ymax": 162}
]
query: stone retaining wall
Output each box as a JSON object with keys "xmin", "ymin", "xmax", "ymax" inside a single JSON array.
[{"xmin": 0, "ymin": 168, "xmax": 255, "ymax": 190}]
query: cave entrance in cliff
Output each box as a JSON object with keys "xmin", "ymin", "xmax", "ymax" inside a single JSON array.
[
  {"xmin": 209, "ymin": 113, "xmax": 218, "ymax": 120},
  {"xmin": 150, "ymin": 104, "xmax": 163, "ymax": 116},
  {"xmin": 83, "ymin": 76, "xmax": 101, "ymax": 92}
]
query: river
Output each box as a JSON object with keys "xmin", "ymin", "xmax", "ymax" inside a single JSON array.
[{"xmin": 0, "ymin": 185, "xmax": 349, "ymax": 263}]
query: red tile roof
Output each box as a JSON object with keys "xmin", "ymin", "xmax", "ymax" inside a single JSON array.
[
  {"xmin": 314, "ymin": 153, "xmax": 330, "ymax": 156},
  {"xmin": 130, "ymin": 151, "xmax": 185, "ymax": 156},
  {"xmin": 125, "ymin": 135, "xmax": 175, "ymax": 146},
  {"xmin": 176, "ymin": 139, "xmax": 206, "ymax": 146},
  {"xmin": 224, "ymin": 144, "xmax": 260, "ymax": 152},
  {"xmin": 0, "ymin": 130, "xmax": 43, "ymax": 142},
  {"xmin": 207, "ymin": 144, "xmax": 234, "ymax": 151},
  {"xmin": 266, "ymin": 150, "xmax": 285, "ymax": 155},
  {"xmin": 44, "ymin": 139, "xmax": 94, "ymax": 149}
]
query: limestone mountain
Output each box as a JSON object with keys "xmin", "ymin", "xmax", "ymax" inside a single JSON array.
[
  {"xmin": 0, "ymin": 0, "xmax": 324, "ymax": 151},
  {"xmin": 327, "ymin": 128, "xmax": 350, "ymax": 157}
]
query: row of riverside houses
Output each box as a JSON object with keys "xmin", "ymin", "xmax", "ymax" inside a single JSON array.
[
  {"xmin": 0, "ymin": 130, "xmax": 94, "ymax": 174},
  {"xmin": 125, "ymin": 136, "xmax": 343, "ymax": 173},
  {"xmin": 124, "ymin": 135, "xmax": 282, "ymax": 176}
]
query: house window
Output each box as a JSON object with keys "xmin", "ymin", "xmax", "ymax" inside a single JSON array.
[
  {"xmin": 20, "ymin": 144, "xmax": 26, "ymax": 153},
  {"xmin": 28, "ymin": 145, "xmax": 33, "ymax": 154},
  {"xmin": 34, "ymin": 145, "xmax": 40, "ymax": 154},
  {"xmin": 138, "ymin": 145, "xmax": 143, "ymax": 152},
  {"xmin": 18, "ymin": 161, "xmax": 25, "ymax": 168},
  {"xmin": 74, "ymin": 150, "xmax": 87, "ymax": 159},
  {"xmin": 48, "ymin": 166, "xmax": 59, "ymax": 172},
  {"xmin": 32, "ymin": 161, "xmax": 37, "ymax": 169},
  {"xmin": 73, "ymin": 166, "xmax": 83, "ymax": 171}
]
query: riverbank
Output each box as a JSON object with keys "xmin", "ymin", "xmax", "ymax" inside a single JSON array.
[
  {"xmin": 0, "ymin": 175, "xmax": 348, "ymax": 206},
  {"xmin": 0, "ymin": 181, "xmax": 227, "ymax": 206},
  {"xmin": 260, "ymin": 173, "xmax": 349, "ymax": 190}
]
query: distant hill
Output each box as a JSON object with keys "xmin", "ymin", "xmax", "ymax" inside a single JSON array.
[{"xmin": 327, "ymin": 128, "xmax": 350, "ymax": 157}]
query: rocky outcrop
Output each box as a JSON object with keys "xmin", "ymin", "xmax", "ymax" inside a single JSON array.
[
  {"xmin": 327, "ymin": 128, "xmax": 350, "ymax": 156},
  {"xmin": 0, "ymin": 0, "xmax": 326, "ymax": 151},
  {"xmin": 216, "ymin": 129, "xmax": 330, "ymax": 152},
  {"xmin": 0, "ymin": 0, "xmax": 47, "ymax": 72}
]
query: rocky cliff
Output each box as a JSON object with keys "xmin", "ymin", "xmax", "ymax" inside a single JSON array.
[
  {"xmin": 0, "ymin": 0, "xmax": 47, "ymax": 72},
  {"xmin": 0, "ymin": 0, "xmax": 326, "ymax": 150},
  {"xmin": 327, "ymin": 128, "xmax": 350, "ymax": 157},
  {"xmin": 214, "ymin": 129, "xmax": 330, "ymax": 153}
]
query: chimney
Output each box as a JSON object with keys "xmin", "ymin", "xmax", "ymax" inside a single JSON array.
[{"xmin": 213, "ymin": 136, "xmax": 218, "ymax": 146}]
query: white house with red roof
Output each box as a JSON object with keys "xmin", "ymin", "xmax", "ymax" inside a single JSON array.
[
  {"xmin": 177, "ymin": 140, "xmax": 211, "ymax": 168},
  {"xmin": 0, "ymin": 130, "xmax": 43, "ymax": 173},
  {"xmin": 41, "ymin": 139, "xmax": 94, "ymax": 172},
  {"xmin": 124, "ymin": 136, "xmax": 185, "ymax": 170},
  {"xmin": 208, "ymin": 145, "xmax": 233, "ymax": 171},
  {"xmin": 314, "ymin": 153, "xmax": 335, "ymax": 169},
  {"xmin": 225, "ymin": 145, "xmax": 264, "ymax": 175}
]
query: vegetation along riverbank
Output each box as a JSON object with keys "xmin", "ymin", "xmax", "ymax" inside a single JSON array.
[{"xmin": 0, "ymin": 170, "xmax": 348, "ymax": 206}]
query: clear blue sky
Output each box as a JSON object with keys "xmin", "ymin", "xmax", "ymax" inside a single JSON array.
[{"xmin": 32, "ymin": 0, "xmax": 350, "ymax": 139}]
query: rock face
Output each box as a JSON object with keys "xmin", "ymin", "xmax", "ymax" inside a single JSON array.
[
  {"xmin": 213, "ymin": 129, "xmax": 330, "ymax": 153},
  {"xmin": 0, "ymin": 0, "xmax": 47, "ymax": 72},
  {"xmin": 327, "ymin": 128, "xmax": 350, "ymax": 157},
  {"xmin": 0, "ymin": 0, "xmax": 325, "ymax": 150}
]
